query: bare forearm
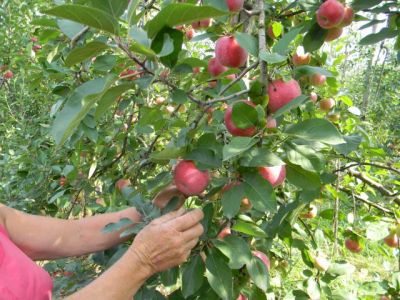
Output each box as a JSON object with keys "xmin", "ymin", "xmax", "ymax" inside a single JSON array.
[{"xmin": 65, "ymin": 250, "xmax": 151, "ymax": 300}]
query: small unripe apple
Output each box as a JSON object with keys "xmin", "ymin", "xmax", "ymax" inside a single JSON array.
[
  {"xmin": 160, "ymin": 69, "xmax": 170, "ymax": 79},
  {"xmin": 237, "ymin": 294, "xmax": 248, "ymax": 300},
  {"xmin": 226, "ymin": 0, "xmax": 244, "ymax": 12},
  {"xmin": 310, "ymin": 92, "xmax": 318, "ymax": 103},
  {"xmin": 3, "ymin": 70, "xmax": 13, "ymax": 79},
  {"xmin": 115, "ymin": 179, "xmax": 131, "ymax": 191},
  {"xmin": 266, "ymin": 116, "xmax": 277, "ymax": 129},
  {"xmin": 310, "ymin": 73, "xmax": 326, "ymax": 86},
  {"xmin": 174, "ymin": 160, "xmax": 210, "ymax": 196},
  {"xmin": 59, "ymin": 176, "xmax": 67, "ymax": 187},
  {"xmin": 175, "ymin": 25, "xmax": 184, "ymax": 31},
  {"xmin": 384, "ymin": 233, "xmax": 399, "ymax": 248},
  {"xmin": 252, "ymin": 250, "xmax": 271, "ymax": 270},
  {"xmin": 316, "ymin": 0, "xmax": 345, "ymax": 29},
  {"xmin": 224, "ymin": 100, "xmax": 257, "ymax": 137},
  {"xmin": 166, "ymin": 105, "xmax": 175, "ymax": 114},
  {"xmin": 208, "ymin": 58, "xmax": 228, "ymax": 77},
  {"xmin": 33, "ymin": 44, "xmax": 42, "ymax": 52},
  {"xmin": 185, "ymin": 29, "xmax": 194, "ymax": 40},
  {"xmin": 340, "ymin": 7, "xmax": 354, "ymax": 27},
  {"xmin": 327, "ymin": 113, "xmax": 340, "ymax": 122},
  {"xmin": 301, "ymin": 204, "xmax": 317, "ymax": 219},
  {"xmin": 345, "ymin": 238, "xmax": 362, "ymax": 253},
  {"xmin": 292, "ymin": 52, "xmax": 311, "ymax": 66},
  {"xmin": 215, "ymin": 36, "xmax": 248, "ymax": 68},
  {"xmin": 95, "ymin": 198, "xmax": 106, "ymax": 206},
  {"xmin": 319, "ymin": 98, "xmax": 336, "ymax": 112},
  {"xmin": 217, "ymin": 226, "xmax": 231, "ymax": 239},
  {"xmin": 240, "ymin": 197, "xmax": 252, "ymax": 211},
  {"xmin": 208, "ymin": 80, "xmax": 217, "ymax": 88},
  {"xmin": 225, "ymin": 73, "xmax": 236, "ymax": 81},
  {"xmin": 267, "ymin": 26, "xmax": 276, "ymax": 39},
  {"xmin": 325, "ymin": 27, "xmax": 343, "ymax": 42},
  {"xmin": 30, "ymin": 37, "xmax": 38, "ymax": 43},
  {"xmin": 193, "ymin": 67, "xmax": 200, "ymax": 74},
  {"xmin": 313, "ymin": 255, "xmax": 330, "ymax": 272},
  {"xmin": 155, "ymin": 96, "xmax": 166, "ymax": 105},
  {"xmin": 267, "ymin": 79, "xmax": 302, "ymax": 113},
  {"xmin": 259, "ymin": 165, "xmax": 286, "ymax": 187}
]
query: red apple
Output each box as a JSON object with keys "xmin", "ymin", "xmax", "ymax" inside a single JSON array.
[
  {"xmin": 115, "ymin": 179, "xmax": 131, "ymax": 191},
  {"xmin": 174, "ymin": 160, "xmax": 210, "ymax": 196},
  {"xmin": 224, "ymin": 100, "xmax": 257, "ymax": 137},
  {"xmin": 253, "ymin": 250, "xmax": 270, "ymax": 270},
  {"xmin": 30, "ymin": 37, "xmax": 38, "ymax": 43},
  {"xmin": 32, "ymin": 44, "xmax": 42, "ymax": 52},
  {"xmin": 3, "ymin": 70, "xmax": 13, "ymax": 79},
  {"xmin": 310, "ymin": 92, "xmax": 318, "ymax": 103},
  {"xmin": 340, "ymin": 7, "xmax": 354, "ymax": 27},
  {"xmin": 215, "ymin": 36, "xmax": 248, "ymax": 68},
  {"xmin": 316, "ymin": 0, "xmax": 345, "ymax": 29},
  {"xmin": 59, "ymin": 177, "xmax": 67, "ymax": 187},
  {"xmin": 292, "ymin": 52, "xmax": 311, "ymax": 66},
  {"xmin": 237, "ymin": 294, "xmax": 248, "ymax": 300},
  {"xmin": 226, "ymin": 0, "xmax": 244, "ymax": 12},
  {"xmin": 310, "ymin": 73, "xmax": 326, "ymax": 86},
  {"xmin": 259, "ymin": 165, "xmax": 286, "ymax": 187},
  {"xmin": 301, "ymin": 204, "xmax": 317, "ymax": 219},
  {"xmin": 175, "ymin": 25, "xmax": 184, "ymax": 31},
  {"xmin": 193, "ymin": 67, "xmax": 200, "ymax": 74},
  {"xmin": 208, "ymin": 57, "xmax": 228, "ymax": 77},
  {"xmin": 319, "ymin": 98, "xmax": 335, "ymax": 112},
  {"xmin": 266, "ymin": 116, "xmax": 277, "ymax": 129},
  {"xmin": 192, "ymin": 19, "xmax": 211, "ymax": 29},
  {"xmin": 185, "ymin": 29, "xmax": 194, "ymax": 40},
  {"xmin": 267, "ymin": 79, "xmax": 301, "ymax": 113},
  {"xmin": 217, "ymin": 226, "xmax": 231, "ymax": 239},
  {"xmin": 384, "ymin": 233, "xmax": 399, "ymax": 248},
  {"xmin": 325, "ymin": 27, "xmax": 343, "ymax": 42},
  {"xmin": 345, "ymin": 238, "xmax": 362, "ymax": 253}
]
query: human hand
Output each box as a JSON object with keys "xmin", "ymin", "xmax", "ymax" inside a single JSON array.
[
  {"xmin": 128, "ymin": 208, "xmax": 204, "ymax": 276},
  {"xmin": 152, "ymin": 184, "xmax": 186, "ymax": 209}
]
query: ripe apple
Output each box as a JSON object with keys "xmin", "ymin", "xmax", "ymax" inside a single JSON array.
[
  {"xmin": 292, "ymin": 52, "xmax": 311, "ymax": 66},
  {"xmin": 217, "ymin": 226, "xmax": 231, "ymax": 239},
  {"xmin": 59, "ymin": 177, "xmax": 67, "ymax": 187},
  {"xmin": 267, "ymin": 26, "xmax": 276, "ymax": 39},
  {"xmin": 33, "ymin": 44, "xmax": 42, "ymax": 52},
  {"xmin": 208, "ymin": 57, "xmax": 228, "ymax": 77},
  {"xmin": 380, "ymin": 296, "xmax": 390, "ymax": 300},
  {"xmin": 259, "ymin": 165, "xmax": 286, "ymax": 187},
  {"xmin": 345, "ymin": 238, "xmax": 362, "ymax": 253},
  {"xmin": 313, "ymin": 255, "xmax": 330, "ymax": 272},
  {"xmin": 155, "ymin": 96, "xmax": 166, "ymax": 105},
  {"xmin": 115, "ymin": 179, "xmax": 131, "ymax": 191},
  {"xmin": 301, "ymin": 204, "xmax": 317, "ymax": 219},
  {"xmin": 175, "ymin": 25, "xmax": 184, "ymax": 31},
  {"xmin": 340, "ymin": 7, "xmax": 354, "ymax": 27},
  {"xmin": 193, "ymin": 67, "xmax": 200, "ymax": 74},
  {"xmin": 310, "ymin": 92, "xmax": 318, "ymax": 103},
  {"xmin": 185, "ymin": 29, "xmax": 194, "ymax": 40},
  {"xmin": 267, "ymin": 79, "xmax": 302, "ymax": 113},
  {"xmin": 327, "ymin": 113, "xmax": 340, "ymax": 122},
  {"xmin": 215, "ymin": 36, "xmax": 248, "ymax": 68},
  {"xmin": 325, "ymin": 27, "xmax": 343, "ymax": 42},
  {"xmin": 3, "ymin": 70, "xmax": 13, "ymax": 79},
  {"xmin": 226, "ymin": 0, "xmax": 244, "ymax": 12},
  {"xmin": 252, "ymin": 250, "xmax": 271, "ymax": 270},
  {"xmin": 266, "ymin": 116, "xmax": 277, "ymax": 129},
  {"xmin": 384, "ymin": 233, "xmax": 399, "ymax": 248},
  {"xmin": 224, "ymin": 100, "xmax": 257, "ymax": 137},
  {"xmin": 30, "ymin": 37, "xmax": 38, "ymax": 43},
  {"xmin": 237, "ymin": 294, "xmax": 248, "ymax": 300},
  {"xmin": 174, "ymin": 160, "xmax": 210, "ymax": 196},
  {"xmin": 225, "ymin": 73, "xmax": 236, "ymax": 81},
  {"xmin": 319, "ymin": 98, "xmax": 336, "ymax": 112},
  {"xmin": 316, "ymin": 0, "xmax": 345, "ymax": 29},
  {"xmin": 310, "ymin": 73, "xmax": 326, "ymax": 86}
]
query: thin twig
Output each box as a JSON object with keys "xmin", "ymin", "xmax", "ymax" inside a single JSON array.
[
  {"xmin": 71, "ymin": 26, "xmax": 90, "ymax": 47},
  {"xmin": 205, "ymin": 89, "xmax": 250, "ymax": 105},
  {"xmin": 218, "ymin": 61, "xmax": 259, "ymax": 96}
]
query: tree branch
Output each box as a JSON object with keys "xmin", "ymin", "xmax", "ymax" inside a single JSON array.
[
  {"xmin": 218, "ymin": 61, "xmax": 259, "ymax": 96},
  {"xmin": 205, "ymin": 89, "xmax": 250, "ymax": 105},
  {"xmin": 334, "ymin": 161, "xmax": 400, "ymax": 175},
  {"xmin": 340, "ymin": 188, "xmax": 394, "ymax": 215},
  {"xmin": 257, "ymin": 0, "xmax": 267, "ymax": 91}
]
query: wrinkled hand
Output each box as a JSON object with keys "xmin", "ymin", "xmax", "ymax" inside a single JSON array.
[
  {"xmin": 129, "ymin": 208, "xmax": 204, "ymax": 276},
  {"xmin": 152, "ymin": 184, "xmax": 186, "ymax": 209}
]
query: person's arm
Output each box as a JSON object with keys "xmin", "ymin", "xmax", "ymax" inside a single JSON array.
[
  {"xmin": 65, "ymin": 209, "xmax": 204, "ymax": 300},
  {"xmin": 0, "ymin": 185, "xmax": 185, "ymax": 260}
]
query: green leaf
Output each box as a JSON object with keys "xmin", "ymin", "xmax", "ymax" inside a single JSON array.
[
  {"xmin": 246, "ymin": 256, "xmax": 269, "ymax": 291},
  {"xmin": 213, "ymin": 235, "xmax": 252, "ymax": 269},
  {"xmin": 65, "ymin": 41, "xmax": 109, "ymax": 66},
  {"xmin": 205, "ymin": 248, "xmax": 233, "ymax": 300},
  {"xmin": 359, "ymin": 28, "xmax": 399, "ymax": 45},
  {"xmin": 129, "ymin": 26, "xmax": 157, "ymax": 57},
  {"xmin": 303, "ymin": 22, "xmax": 327, "ymax": 53},
  {"xmin": 221, "ymin": 183, "xmax": 245, "ymax": 219},
  {"xmin": 327, "ymin": 262, "xmax": 356, "ymax": 276},
  {"xmin": 185, "ymin": 149, "xmax": 222, "ymax": 169},
  {"xmin": 223, "ymin": 137, "xmax": 257, "ymax": 161},
  {"xmin": 284, "ymin": 118, "xmax": 345, "ymax": 145},
  {"xmin": 242, "ymin": 172, "xmax": 277, "ymax": 213},
  {"xmin": 95, "ymin": 83, "xmax": 134, "ymax": 120},
  {"xmin": 150, "ymin": 147, "xmax": 186, "ymax": 161},
  {"xmin": 333, "ymin": 135, "xmax": 362, "ymax": 155},
  {"xmin": 151, "ymin": 28, "xmax": 184, "ymax": 68},
  {"xmin": 239, "ymin": 147, "xmax": 284, "ymax": 167},
  {"xmin": 45, "ymin": 5, "xmax": 119, "ymax": 34},
  {"xmin": 286, "ymin": 163, "xmax": 321, "ymax": 190},
  {"xmin": 234, "ymin": 32, "xmax": 258, "ymax": 57},
  {"xmin": 182, "ymin": 255, "xmax": 205, "ymax": 298},
  {"xmin": 57, "ymin": 19, "xmax": 85, "ymax": 39},
  {"xmin": 273, "ymin": 26, "xmax": 303, "ymax": 55},
  {"xmin": 352, "ymin": 0, "xmax": 382, "ymax": 11},
  {"xmin": 285, "ymin": 142, "xmax": 325, "ymax": 172},
  {"xmin": 232, "ymin": 101, "xmax": 258, "ymax": 129},
  {"xmin": 146, "ymin": 4, "xmax": 228, "ymax": 38},
  {"xmin": 87, "ymin": 0, "xmax": 129, "ymax": 18},
  {"xmin": 293, "ymin": 66, "xmax": 333, "ymax": 78},
  {"xmin": 102, "ymin": 218, "xmax": 133, "ymax": 233},
  {"xmin": 51, "ymin": 75, "xmax": 116, "ymax": 145},
  {"xmin": 273, "ymin": 95, "xmax": 308, "ymax": 118},
  {"xmin": 232, "ymin": 219, "xmax": 267, "ymax": 238},
  {"xmin": 171, "ymin": 88, "xmax": 187, "ymax": 104},
  {"xmin": 259, "ymin": 51, "xmax": 287, "ymax": 64},
  {"xmin": 127, "ymin": 0, "xmax": 141, "ymax": 26}
]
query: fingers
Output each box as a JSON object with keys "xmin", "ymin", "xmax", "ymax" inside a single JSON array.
[
  {"xmin": 152, "ymin": 207, "xmax": 185, "ymax": 224},
  {"xmin": 185, "ymin": 237, "xmax": 200, "ymax": 251},
  {"xmin": 169, "ymin": 209, "xmax": 204, "ymax": 231},
  {"xmin": 181, "ymin": 223, "xmax": 204, "ymax": 241}
]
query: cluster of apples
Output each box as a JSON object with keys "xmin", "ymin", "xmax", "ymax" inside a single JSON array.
[
  {"xmin": 344, "ymin": 230, "xmax": 399, "ymax": 254},
  {"xmin": 316, "ymin": 0, "xmax": 354, "ymax": 42},
  {"xmin": 30, "ymin": 36, "xmax": 42, "ymax": 52}
]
